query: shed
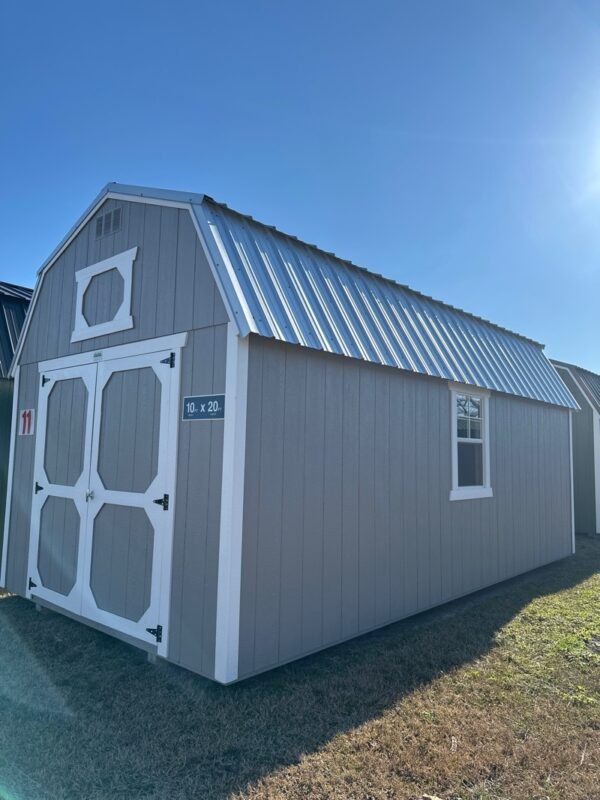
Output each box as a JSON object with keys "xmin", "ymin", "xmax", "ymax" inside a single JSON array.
[
  {"xmin": 0, "ymin": 184, "xmax": 578, "ymax": 683},
  {"xmin": 0, "ymin": 281, "xmax": 32, "ymax": 578},
  {"xmin": 551, "ymin": 360, "xmax": 600, "ymax": 535}
]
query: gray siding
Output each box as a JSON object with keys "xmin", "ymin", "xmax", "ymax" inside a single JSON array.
[
  {"xmin": 556, "ymin": 369, "xmax": 596, "ymax": 534},
  {"xmin": 5, "ymin": 199, "xmax": 229, "ymax": 680},
  {"xmin": 238, "ymin": 338, "xmax": 573, "ymax": 679}
]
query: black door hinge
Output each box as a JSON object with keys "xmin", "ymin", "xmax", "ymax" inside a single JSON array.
[
  {"xmin": 28, "ymin": 577, "xmax": 37, "ymax": 590},
  {"xmin": 160, "ymin": 352, "xmax": 175, "ymax": 368},
  {"xmin": 41, "ymin": 375, "xmax": 50, "ymax": 387},
  {"xmin": 153, "ymin": 494, "xmax": 169, "ymax": 511},
  {"xmin": 35, "ymin": 481, "xmax": 44, "ymax": 494},
  {"xmin": 146, "ymin": 625, "xmax": 162, "ymax": 642}
]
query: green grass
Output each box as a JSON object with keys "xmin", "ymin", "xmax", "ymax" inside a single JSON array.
[{"xmin": 0, "ymin": 537, "xmax": 598, "ymax": 800}]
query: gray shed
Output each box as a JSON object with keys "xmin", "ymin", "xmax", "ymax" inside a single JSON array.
[
  {"xmin": 0, "ymin": 184, "xmax": 578, "ymax": 683},
  {"xmin": 552, "ymin": 360, "xmax": 600, "ymax": 536}
]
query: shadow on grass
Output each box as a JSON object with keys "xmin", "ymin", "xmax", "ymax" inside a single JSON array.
[{"xmin": 0, "ymin": 536, "xmax": 598, "ymax": 800}]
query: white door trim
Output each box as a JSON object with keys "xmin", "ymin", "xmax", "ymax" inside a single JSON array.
[
  {"xmin": 79, "ymin": 349, "xmax": 178, "ymax": 655},
  {"xmin": 26, "ymin": 363, "xmax": 98, "ymax": 614},
  {"xmin": 214, "ymin": 323, "xmax": 249, "ymax": 684},
  {"xmin": 0, "ymin": 366, "xmax": 21, "ymax": 588}
]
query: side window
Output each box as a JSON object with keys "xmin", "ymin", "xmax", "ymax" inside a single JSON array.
[
  {"xmin": 71, "ymin": 247, "xmax": 137, "ymax": 343},
  {"xmin": 450, "ymin": 387, "xmax": 492, "ymax": 501}
]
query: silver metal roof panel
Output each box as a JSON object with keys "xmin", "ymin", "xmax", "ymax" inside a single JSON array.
[{"xmin": 198, "ymin": 198, "xmax": 577, "ymax": 409}]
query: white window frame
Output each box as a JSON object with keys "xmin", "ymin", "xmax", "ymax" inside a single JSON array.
[
  {"xmin": 449, "ymin": 383, "xmax": 493, "ymax": 501},
  {"xmin": 71, "ymin": 246, "xmax": 137, "ymax": 342}
]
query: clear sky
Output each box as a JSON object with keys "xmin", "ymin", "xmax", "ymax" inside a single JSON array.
[{"xmin": 1, "ymin": 0, "xmax": 599, "ymax": 371}]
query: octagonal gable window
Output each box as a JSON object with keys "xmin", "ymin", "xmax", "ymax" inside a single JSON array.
[
  {"xmin": 82, "ymin": 268, "xmax": 124, "ymax": 327},
  {"xmin": 71, "ymin": 247, "xmax": 137, "ymax": 342}
]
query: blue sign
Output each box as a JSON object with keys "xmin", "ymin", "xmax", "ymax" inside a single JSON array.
[{"xmin": 182, "ymin": 394, "xmax": 225, "ymax": 421}]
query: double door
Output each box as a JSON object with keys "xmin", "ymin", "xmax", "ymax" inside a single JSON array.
[{"xmin": 27, "ymin": 348, "xmax": 177, "ymax": 652}]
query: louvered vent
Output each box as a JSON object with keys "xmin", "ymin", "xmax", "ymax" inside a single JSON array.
[{"xmin": 95, "ymin": 208, "xmax": 122, "ymax": 239}]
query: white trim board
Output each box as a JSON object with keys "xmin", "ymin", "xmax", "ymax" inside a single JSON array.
[
  {"xmin": 448, "ymin": 383, "xmax": 493, "ymax": 502},
  {"xmin": 71, "ymin": 246, "xmax": 137, "ymax": 343},
  {"xmin": 0, "ymin": 366, "xmax": 20, "ymax": 588},
  {"xmin": 214, "ymin": 323, "xmax": 249, "ymax": 684},
  {"xmin": 9, "ymin": 188, "xmax": 249, "ymax": 378},
  {"xmin": 37, "ymin": 332, "xmax": 187, "ymax": 372}
]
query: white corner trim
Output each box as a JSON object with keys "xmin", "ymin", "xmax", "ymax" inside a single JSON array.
[
  {"xmin": 569, "ymin": 410, "xmax": 576, "ymax": 551},
  {"xmin": 449, "ymin": 385, "xmax": 492, "ymax": 502},
  {"xmin": 214, "ymin": 323, "xmax": 249, "ymax": 684},
  {"xmin": 0, "ymin": 366, "xmax": 21, "ymax": 588},
  {"xmin": 71, "ymin": 246, "xmax": 137, "ymax": 343}
]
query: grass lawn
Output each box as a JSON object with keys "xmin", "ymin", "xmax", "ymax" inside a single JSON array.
[{"xmin": 0, "ymin": 537, "xmax": 598, "ymax": 800}]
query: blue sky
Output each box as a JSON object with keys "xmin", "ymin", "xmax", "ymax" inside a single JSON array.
[{"xmin": 1, "ymin": 0, "xmax": 599, "ymax": 371}]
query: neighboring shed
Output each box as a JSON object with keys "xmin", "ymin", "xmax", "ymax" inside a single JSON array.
[
  {"xmin": 0, "ymin": 281, "xmax": 32, "ymax": 576},
  {"xmin": 0, "ymin": 184, "xmax": 578, "ymax": 683},
  {"xmin": 552, "ymin": 360, "xmax": 600, "ymax": 535}
]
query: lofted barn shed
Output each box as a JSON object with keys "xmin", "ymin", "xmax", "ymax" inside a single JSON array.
[
  {"xmin": 552, "ymin": 360, "xmax": 600, "ymax": 536},
  {"xmin": 1, "ymin": 184, "xmax": 578, "ymax": 683}
]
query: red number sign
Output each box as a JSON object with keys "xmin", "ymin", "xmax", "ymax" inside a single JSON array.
[{"xmin": 19, "ymin": 408, "xmax": 35, "ymax": 436}]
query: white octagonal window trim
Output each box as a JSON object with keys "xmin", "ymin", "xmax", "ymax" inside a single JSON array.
[{"xmin": 71, "ymin": 246, "xmax": 137, "ymax": 343}]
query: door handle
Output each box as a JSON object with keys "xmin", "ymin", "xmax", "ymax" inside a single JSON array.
[{"xmin": 85, "ymin": 489, "xmax": 95, "ymax": 502}]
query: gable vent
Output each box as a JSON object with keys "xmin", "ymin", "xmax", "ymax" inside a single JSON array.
[{"xmin": 95, "ymin": 208, "xmax": 122, "ymax": 239}]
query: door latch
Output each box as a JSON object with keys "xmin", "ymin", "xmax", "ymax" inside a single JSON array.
[{"xmin": 85, "ymin": 489, "xmax": 94, "ymax": 502}]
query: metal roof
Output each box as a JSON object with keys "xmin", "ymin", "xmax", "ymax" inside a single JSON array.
[
  {"xmin": 0, "ymin": 281, "xmax": 33, "ymax": 302},
  {"xmin": 15, "ymin": 182, "xmax": 577, "ymax": 408},
  {"xmin": 552, "ymin": 360, "xmax": 600, "ymax": 412},
  {"xmin": 195, "ymin": 198, "xmax": 577, "ymax": 409},
  {"xmin": 0, "ymin": 282, "xmax": 31, "ymax": 377}
]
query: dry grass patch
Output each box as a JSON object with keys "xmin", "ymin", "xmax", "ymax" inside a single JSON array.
[{"xmin": 0, "ymin": 537, "xmax": 597, "ymax": 800}]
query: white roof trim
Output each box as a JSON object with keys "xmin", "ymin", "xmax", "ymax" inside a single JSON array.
[{"xmin": 9, "ymin": 184, "xmax": 252, "ymax": 377}]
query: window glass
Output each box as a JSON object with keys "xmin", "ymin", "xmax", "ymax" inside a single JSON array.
[
  {"xmin": 469, "ymin": 419, "xmax": 481, "ymax": 440},
  {"xmin": 457, "ymin": 416, "xmax": 469, "ymax": 438},
  {"xmin": 456, "ymin": 393, "xmax": 483, "ymax": 440},
  {"xmin": 458, "ymin": 442, "xmax": 483, "ymax": 486}
]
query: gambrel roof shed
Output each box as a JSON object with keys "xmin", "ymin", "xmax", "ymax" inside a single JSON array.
[
  {"xmin": 13, "ymin": 183, "xmax": 575, "ymax": 410},
  {"xmin": 2, "ymin": 184, "xmax": 577, "ymax": 684}
]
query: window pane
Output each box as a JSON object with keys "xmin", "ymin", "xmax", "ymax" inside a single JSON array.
[
  {"xmin": 467, "ymin": 395, "xmax": 481, "ymax": 418},
  {"xmin": 456, "ymin": 394, "xmax": 468, "ymax": 418},
  {"xmin": 458, "ymin": 442, "xmax": 483, "ymax": 486},
  {"xmin": 457, "ymin": 416, "xmax": 469, "ymax": 438},
  {"xmin": 469, "ymin": 419, "xmax": 481, "ymax": 439}
]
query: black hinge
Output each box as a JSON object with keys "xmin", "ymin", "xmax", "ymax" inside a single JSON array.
[
  {"xmin": 28, "ymin": 577, "xmax": 37, "ymax": 590},
  {"xmin": 146, "ymin": 625, "xmax": 162, "ymax": 642},
  {"xmin": 41, "ymin": 375, "xmax": 50, "ymax": 387},
  {"xmin": 160, "ymin": 352, "xmax": 175, "ymax": 368},
  {"xmin": 35, "ymin": 481, "xmax": 44, "ymax": 494},
  {"xmin": 153, "ymin": 494, "xmax": 169, "ymax": 510}
]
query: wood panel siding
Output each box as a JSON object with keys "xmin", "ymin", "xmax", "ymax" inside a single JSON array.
[{"xmin": 238, "ymin": 337, "xmax": 573, "ymax": 679}]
